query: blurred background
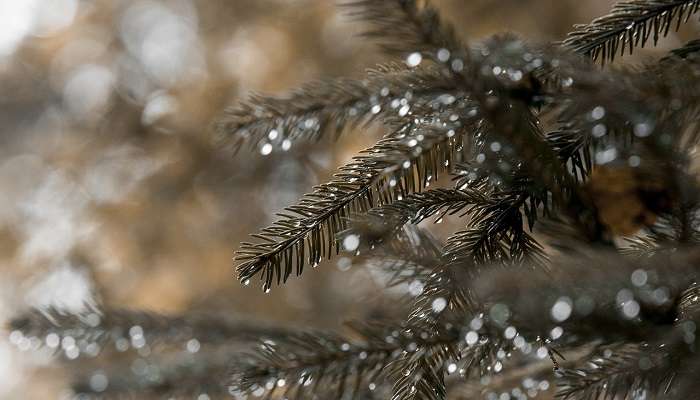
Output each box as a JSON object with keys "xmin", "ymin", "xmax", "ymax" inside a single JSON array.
[{"xmin": 1, "ymin": 0, "xmax": 698, "ymax": 398}]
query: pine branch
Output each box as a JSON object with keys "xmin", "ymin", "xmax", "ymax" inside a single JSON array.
[
  {"xmin": 235, "ymin": 35, "xmax": 576, "ymax": 291},
  {"xmin": 556, "ymin": 343, "xmax": 677, "ymax": 400},
  {"xmin": 9, "ymin": 307, "xmax": 291, "ymax": 358},
  {"xmin": 214, "ymin": 64, "xmax": 459, "ymax": 154},
  {"xmin": 553, "ymin": 54, "xmax": 700, "ymax": 162},
  {"xmin": 236, "ymin": 106, "xmax": 475, "ymax": 291},
  {"xmin": 447, "ymin": 345, "xmax": 595, "ymax": 400},
  {"xmin": 358, "ymin": 225, "xmax": 442, "ymax": 288},
  {"xmin": 662, "ymin": 38, "xmax": 700, "ymax": 60},
  {"xmin": 563, "ymin": 0, "xmax": 700, "ymax": 63},
  {"xmin": 470, "ymin": 248, "xmax": 700, "ymax": 344},
  {"xmin": 622, "ymin": 204, "xmax": 700, "ymax": 257},
  {"xmin": 343, "ymin": 0, "xmax": 466, "ymax": 60},
  {"xmin": 343, "ymin": 186, "xmax": 491, "ymax": 246},
  {"xmin": 555, "ymin": 297, "xmax": 700, "ymax": 400},
  {"xmin": 71, "ymin": 350, "xmax": 232, "ymax": 399},
  {"xmin": 228, "ymin": 322, "xmax": 457, "ymax": 400},
  {"xmin": 387, "ymin": 338, "xmax": 458, "ymax": 400},
  {"xmin": 442, "ymin": 189, "xmax": 547, "ymax": 266}
]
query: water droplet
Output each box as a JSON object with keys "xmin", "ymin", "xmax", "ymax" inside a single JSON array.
[
  {"xmin": 489, "ymin": 304, "xmax": 511, "ymax": 325},
  {"xmin": 622, "ymin": 300, "xmax": 640, "ymax": 318},
  {"xmin": 408, "ymin": 280, "xmax": 424, "ymax": 296},
  {"xmin": 65, "ymin": 346, "xmax": 80, "ymax": 359},
  {"xmin": 633, "ymin": 122, "xmax": 652, "ymax": 137},
  {"xmin": 337, "ymin": 257, "xmax": 351, "ymax": 271},
  {"xmin": 591, "ymin": 106, "xmax": 605, "ymax": 120},
  {"xmin": 595, "ymin": 148, "xmax": 617, "ymax": 164},
  {"xmin": 399, "ymin": 104, "xmax": 410, "ymax": 116},
  {"xmin": 631, "ymin": 269, "xmax": 648, "ymax": 287},
  {"xmin": 431, "ymin": 297, "xmax": 447, "ymax": 313},
  {"xmin": 45, "ymin": 333, "xmax": 60, "ymax": 348},
  {"xmin": 89, "ymin": 372, "xmax": 109, "ymax": 392},
  {"xmin": 129, "ymin": 326, "xmax": 143, "ymax": 338},
  {"xmin": 281, "ymin": 139, "xmax": 292, "ymax": 151},
  {"xmin": 550, "ymin": 326, "xmax": 563, "ymax": 340},
  {"xmin": 504, "ymin": 326, "xmax": 516, "ymax": 339},
  {"xmin": 494, "ymin": 361, "xmax": 503, "ymax": 372},
  {"xmin": 343, "ymin": 234, "xmax": 360, "ymax": 251},
  {"xmin": 592, "ymin": 123, "xmax": 607, "ymax": 137},
  {"xmin": 268, "ymin": 129, "xmax": 279, "ymax": 140},
  {"xmin": 437, "ymin": 48, "xmax": 450, "ymax": 62},
  {"xmin": 447, "ymin": 363, "xmax": 457, "ymax": 374},
  {"xmin": 470, "ymin": 317, "xmax": 483, "ymax": 330},
  {"xmin": 551, "ymin": 297, "xmax": 572, "ymax": 322},
  {"xmin": 371, "ymin": 104, "xmax": 381, "ymax": 114},
  {"xmin": 186, "ymin": 338, "xmax": 201, "ymax": 353},
  {"xmin": 406, "ymin": 52, "xmax": 423, "ymax": 67},
  {"xmin": 628, "ymin": 155, "xmax": 641, "ymax": 167},
  {"xmin": 260, "ymin": 143, "xmax": 273, "ymax": 155},
  {"xmin": 465, "ymin": 331, "xmax": 479, "ymax": 345}
]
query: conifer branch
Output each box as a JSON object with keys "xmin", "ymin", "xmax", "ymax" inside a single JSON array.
[
  {"xmin": 228, "ymin": 322, "xmax": 457, "ymax": 400},
  {"xmin": 563, "ymin": 0, "xmax": 700, "ymax": 63},
  {"xmin": 359, "ymin": 225, "xmax": 442, "ymax": 288},
  {"xmin": 344, "ymin": 186, "xmax": 491, "ymax": 245},
  {"xmin": 662, "ymin": 38, "xmax": 700, "ymax": 60},
  {"xmin": 71, "ymin": 351, "xmax": 232, "ymax": 398},
  {"xmin": 555, "ymin": 292, "xmax": 700, "ymax": 400},
  {"xmin": 236, "ymin": 107, "xmax": 476, "ymax": 291},
  {"xmin": 343, "ymin": 0, "xmax": 466, "ymax": 60},
  {"xmin": 470, "ymin": 249, "xmax": 700, "ymax": 343},
  {"xmin": 215, "ymin": 64, "xmax": 459, "ymax": 154},
  {"xmin": 9, "ymin": 307, "xmax": 291, "ymax": 357}
]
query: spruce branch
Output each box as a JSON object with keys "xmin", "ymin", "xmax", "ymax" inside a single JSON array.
[
  {"xmin": 555, "ymin": 299, "xmax": 699, "ymax": 400},
  {"xmin": 470, "ymin": 249, "xmax": 700, "ymax": 344},
  {"xmin": 214, "ymin": 64, "xmax": 459, "ymax": 154},
  {"xmin": 358, "ymin": 225, "xmax": 442, "ymax": 288},
  {"xmin": 441, "ymin": 190, "xmax": 547, "ymax": 267},
  {"xmin": 228, "ymin": 322, "xmax": 457, "ymax": 400},
  {"xmin": 9, "ymin": 307, "xmax": 291, "ymax": 357},
  {"xmin": 563, "ymin": 0, "xmax": 700, "ymax": 63},
  {"xmin": 343, "ymin": 186, "xmax": 491, "ymax": 245},
  {"xmin": 236, "ymin": 106, "xmax": 476, "ymax": 291},
  {"xmin": 71, "ymin": 350, "xmax": 233, "ymax": 399},
  {"xmin": 387, "ymin": 338, "xmax": 457, "ymax": 400},
  {"xmin": 662, "ymin": 38, "xmax": 700, "ymax": 60},
  {"xmin": 343, "ymin": 0, "xmax": 466, "ymax": 60}
]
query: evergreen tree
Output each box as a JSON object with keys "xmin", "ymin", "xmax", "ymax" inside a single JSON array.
[{"xmin": 10, "ymin": 1, "xmax": 700, "ymax": 399}]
